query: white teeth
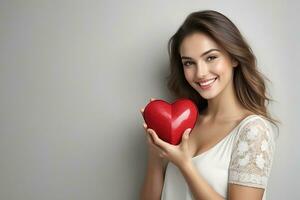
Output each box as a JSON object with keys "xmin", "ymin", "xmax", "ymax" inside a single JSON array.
[{"xmin": 199, "ymin": 78, "xmax": 217, "ymax": 86}]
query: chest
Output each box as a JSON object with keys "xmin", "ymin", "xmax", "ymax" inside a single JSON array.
[{"xmin": 189, "ymin": 119, "xmax": 240, "ymax": 157}]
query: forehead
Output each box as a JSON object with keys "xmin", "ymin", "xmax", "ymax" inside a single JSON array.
[{"xmin": 179, "ymin": 32, "xmax": 221, "ymax": 55}]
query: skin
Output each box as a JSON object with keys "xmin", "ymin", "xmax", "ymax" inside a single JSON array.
[{"xmin": 140, "ymin": 32, "xmax": 264, "ymax": 200}]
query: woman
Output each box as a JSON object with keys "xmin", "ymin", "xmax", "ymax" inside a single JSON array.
[{"xmin": 140, "ymin": 10, "xmax": 280, "ymax": 200}]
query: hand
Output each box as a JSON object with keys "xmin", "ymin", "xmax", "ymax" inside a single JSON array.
[
  {"xmin": 147, "ymin": 127, "xmax": 193, "ymax": 169},
  {"xmin": 140, "ymin": 98, "xmax": 165, "ymax": 162}
]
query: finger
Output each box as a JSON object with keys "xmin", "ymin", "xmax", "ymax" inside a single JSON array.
[
  {"xmin": 183, "ymin": 128, "xmax": 192, "ymax": 139},
  {"xmin": 145, "ymin": 130, "xmax": 164, "ymax": 152},
  {"xmin": 143, "ymin": 122, "xmax": 147, "ymax": 129},
  {"xmin": 149, "ymin": 139, "xmax": 164, "ymax": 153},
  {"xmin": 140, "ymin": 108, "xmax": 145, "ymax": 114},
  {"xmin": 150, "ymin": 97, "xmax": 156, "ymax": 102},
  {"xmin": 159, "ymin": 151, "xmax": 167, "ymax": 158},
  {"xmin": 143, "ymin": 123, "xmax": 149, "ymax": 136},
  {"xmin": 149, "ymin": 139, "xmax": 167, "ymax": 156},
  {"xmin": 143, "ymin": 123, "xmax": 149, "ymax": 135},
  {"xmin": 146, "ymin": 130, "xmax": 155, "ymax": 147},
  {"xmin": 146, "ymin": 129, "xmax": 157, "ymax": 144},
  {"xmin": 181, "ymin": 128, "xmax": 192, "ymax": 147},
  {"xmin": 148, "ymin": 129, "xmax": 169, "ymax": 150},
  {"xmin": 181, "ymin": 129, "xmax": 191, "ymax": 143},
  {"xmin": 144, "ymin": 125, "xmax": 152, "ymax": 136},
  {"xmin": 146, "ymin": 129, "xmax": 155, "ymax": 143},
  {"xmin": 147, "ymin": 134, "xmax": 153, "ymax": 144},
  {"xmin": 143, "ymin": 124, "xmax": 155, "ymax": 147},
  {"xmin": 141, "ymin": 98, "xmax": 156, "ymax": 115}
]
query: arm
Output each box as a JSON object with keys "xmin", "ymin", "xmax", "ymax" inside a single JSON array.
[
  {"xmin": 140, "ymin": 155, "xmax": 168, "ymax": 200},
  {"xmin": 228, "ymin": 184, "xmax": 264, "ymax": 200}
]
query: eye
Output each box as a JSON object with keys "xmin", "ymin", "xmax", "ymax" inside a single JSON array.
[
  {"xmin": 183, "ymin": 61, "xmax": 194, "ymax": 67},
  {"xmin": 207, "ymin": 55, "xmax": 217, "ymax": 62}
]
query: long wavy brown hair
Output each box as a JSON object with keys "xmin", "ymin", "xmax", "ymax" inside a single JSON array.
[{"xmin": 166, "ymin": 10, "xmax": 280, "ymax": 130}]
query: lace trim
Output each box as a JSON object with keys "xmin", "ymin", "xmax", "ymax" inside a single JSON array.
[{"xmin": 229, "ymin": 171, "xmax": 268, "ymax": 189}]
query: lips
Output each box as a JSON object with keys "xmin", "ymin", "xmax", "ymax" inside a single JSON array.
[{"xmin": 197, "ymin": 77, "xmax": 218, "ymax": 85}]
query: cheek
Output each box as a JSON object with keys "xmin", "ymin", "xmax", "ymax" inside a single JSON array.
[
  {"xmin": 213, "ymin": 61, "xmax": 232, "ymax": 76},
  {"xmin": 183, "ymin": 69, "xmax": 194, "ymax": 82}
]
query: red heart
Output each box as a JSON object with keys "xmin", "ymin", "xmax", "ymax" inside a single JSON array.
[{"xmin": 143, "ymin": 98, "xmax": 198, "ymax": 145}]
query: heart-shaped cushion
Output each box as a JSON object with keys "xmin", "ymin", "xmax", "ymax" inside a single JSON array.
[{"xmin": 143, "ymin": 98, "xmax": 198, "ymax": 145}]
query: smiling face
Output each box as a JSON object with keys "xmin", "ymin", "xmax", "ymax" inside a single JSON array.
[{"xmin": 179, "ymin": 32, "xmax": 238, "ymax": 100}]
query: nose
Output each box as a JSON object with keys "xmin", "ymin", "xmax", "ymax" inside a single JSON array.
[{"xmin": 196, "ymin": 62, "xmax": 209, "ymax": 78}]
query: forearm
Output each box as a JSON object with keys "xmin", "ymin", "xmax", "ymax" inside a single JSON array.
[
  {"xmin": 179, "ymin": 161, "xmax": 225, "ymax": 200},
  {"xmin": 140, "ymin": 156, "xmax": 166, "ymax": 200}
]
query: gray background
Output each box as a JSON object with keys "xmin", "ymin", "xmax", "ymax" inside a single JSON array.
[{"xmin": 0, "ymin": 0, "xmax": 299, "ymax": 199}]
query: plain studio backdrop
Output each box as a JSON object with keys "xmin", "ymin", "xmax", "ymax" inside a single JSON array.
[{"xmin": 0, "ymin": 0, "xmax": 299, "ymax": 199}]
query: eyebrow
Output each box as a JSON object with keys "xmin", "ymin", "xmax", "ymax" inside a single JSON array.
[{"xmin": 181, "ymin": 48, "xmax": 221, "ymax": 60}]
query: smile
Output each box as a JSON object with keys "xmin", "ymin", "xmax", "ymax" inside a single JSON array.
[{"xmin": 197, "ymin": 77, "xmax": 218, "ymax": 90}]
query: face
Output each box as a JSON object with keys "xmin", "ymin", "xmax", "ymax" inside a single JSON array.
[{"xmin": 179, "ymin": 32, "xmax": 238, "ymax": 99}]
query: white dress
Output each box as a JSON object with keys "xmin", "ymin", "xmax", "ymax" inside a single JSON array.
[{"xmin": 161, "ymin": 114, "xmax": 278, "ymax": 200}]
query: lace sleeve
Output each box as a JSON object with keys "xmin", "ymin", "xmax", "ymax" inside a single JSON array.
[{"xmin": 228, "ymin": 117, "xmax": 276, "ymax": 189}]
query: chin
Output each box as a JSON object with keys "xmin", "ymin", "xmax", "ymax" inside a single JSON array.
[{"xmin": 199, "ymin": 92, "xmax": 217, "ymax": 100}]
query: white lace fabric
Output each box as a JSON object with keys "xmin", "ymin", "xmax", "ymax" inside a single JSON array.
[{"xmin": 228, "ymin": 117, "xmax": 276, "ymax": 189}]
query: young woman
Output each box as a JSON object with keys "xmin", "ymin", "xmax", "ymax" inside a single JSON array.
[{"xmin": 139, "ymin": 10, "xmax": 280, "ymax": 200}]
